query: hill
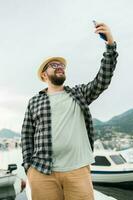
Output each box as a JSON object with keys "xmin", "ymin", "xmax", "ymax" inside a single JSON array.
[
  {"xmin": 0, "ymin": 129, "xmax": 20, "ymax": 139},
  {"xmin": 93, "ymin": 108, "xmax": 133, "ymax": 136}
]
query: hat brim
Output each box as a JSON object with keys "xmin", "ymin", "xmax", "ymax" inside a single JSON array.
[{"xmin": 37, "ymin": 57, "xmax": 67, "ymax": 82}]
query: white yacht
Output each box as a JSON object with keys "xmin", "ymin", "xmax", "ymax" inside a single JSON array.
[{"xmin": 90, "ymin": 150, "xmax": 133, "ymax": 184}]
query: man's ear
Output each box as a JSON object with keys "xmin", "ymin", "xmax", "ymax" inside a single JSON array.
[{"xmin": 41, "ymin": 71, "xmax": 47, "ymax": 82}]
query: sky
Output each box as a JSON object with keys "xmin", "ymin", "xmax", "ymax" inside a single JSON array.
[{"xmin": 0, "ymin": 0, "xmax": 133, "ymax": 132}]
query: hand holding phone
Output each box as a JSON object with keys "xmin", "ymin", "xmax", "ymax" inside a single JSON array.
[{"xmin": 92, "ymin": 20, "xmax": 107, "ymax": 41}]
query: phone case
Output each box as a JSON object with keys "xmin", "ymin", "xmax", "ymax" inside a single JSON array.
[{"xmin": 92, "ymin": 20, "xmax": 107, "ymax": 41}]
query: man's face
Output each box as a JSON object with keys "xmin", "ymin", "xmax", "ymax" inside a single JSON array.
[{"xmin": 42, "ymin": 60, "xmax": 66, "ymax": 85}]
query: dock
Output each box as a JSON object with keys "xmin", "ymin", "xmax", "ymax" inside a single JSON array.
[{"xmin": 15, "ymin": 189, "xmax": 117, "ymax": 200}]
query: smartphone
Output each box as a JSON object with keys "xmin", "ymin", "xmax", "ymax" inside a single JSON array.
[{"xmin": 92, "ymin": 20, "xmax": 107, "ymax": 41}]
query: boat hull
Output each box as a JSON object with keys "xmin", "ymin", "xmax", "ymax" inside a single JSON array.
[
  {"xmin": 0, "ymin": 173, "xmax": 16, "ymax": 187},
  {"xmin": 91, "ymin": 170, "xmax": 133, "ymax": 184}
]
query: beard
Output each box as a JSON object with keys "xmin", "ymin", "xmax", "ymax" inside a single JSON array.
[{"xmin": 47, "ymin": 70, "xmax": 66, "ymax": 86}]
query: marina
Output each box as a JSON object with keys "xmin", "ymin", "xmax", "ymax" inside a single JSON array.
[{"xmin": 0, "ymin": 148, "xmax": 133, "ymax": 200}]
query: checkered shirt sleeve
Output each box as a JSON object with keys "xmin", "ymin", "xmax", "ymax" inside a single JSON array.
[
  {"xmin": 79, "ymin": 42, "xmax": 118, "ymax": 105},
  {"xmin": 21, "ymin": 100, "xmax": 35, "ymax": 173}
]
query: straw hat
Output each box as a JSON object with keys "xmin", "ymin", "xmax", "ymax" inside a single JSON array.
[{"xmin": 37, "ymin": 56, "xmax": 67, "ymax": 82}]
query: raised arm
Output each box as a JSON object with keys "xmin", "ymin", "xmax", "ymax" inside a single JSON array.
[{"xmin": 76, "ymin": 23, "xmax": 118, "ymax": 104}]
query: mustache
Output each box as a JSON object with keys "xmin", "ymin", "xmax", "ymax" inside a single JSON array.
[{"xmin": 55, "ymin": 69, "xmax": 65, "ymax": 74}]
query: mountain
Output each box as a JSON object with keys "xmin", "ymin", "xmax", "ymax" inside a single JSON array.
[
  {"xmin": 93, "ymin": 108, "xmax": 133, "ymax": 135},
  {"xmin": 0, "ymin": 129, "xmax": 20, "ymax": 139},
  {"xmin": 93, "ymin": 118, "xmax": 103, "ymax": 126}
]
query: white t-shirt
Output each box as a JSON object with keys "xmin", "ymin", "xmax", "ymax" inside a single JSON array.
[{"xmin": 48, "ymin": 91, "xmax": 95, "ymax": 172}]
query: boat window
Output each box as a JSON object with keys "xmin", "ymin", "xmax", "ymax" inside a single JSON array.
[
  {"xmin": 92, "ymin": 156, "xmax": 111, "ymax": 166},
  {"xmin": 110, "ymin": 155, "xmax": 126, "ymax": 165}
]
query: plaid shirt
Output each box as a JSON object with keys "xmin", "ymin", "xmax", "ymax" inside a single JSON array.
[{"xmin": 21, "ymin": 42, "xmax": 118, "ymax": 174}]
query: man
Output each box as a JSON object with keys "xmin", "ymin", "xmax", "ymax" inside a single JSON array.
[{"xmin": 21, "ymin": 22, "xmax": 118, "ymax": 200}]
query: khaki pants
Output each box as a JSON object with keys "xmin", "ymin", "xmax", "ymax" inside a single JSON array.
[{"xmin": 27, "ymin": 166, "xmax": 94, "ymax": 200}]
